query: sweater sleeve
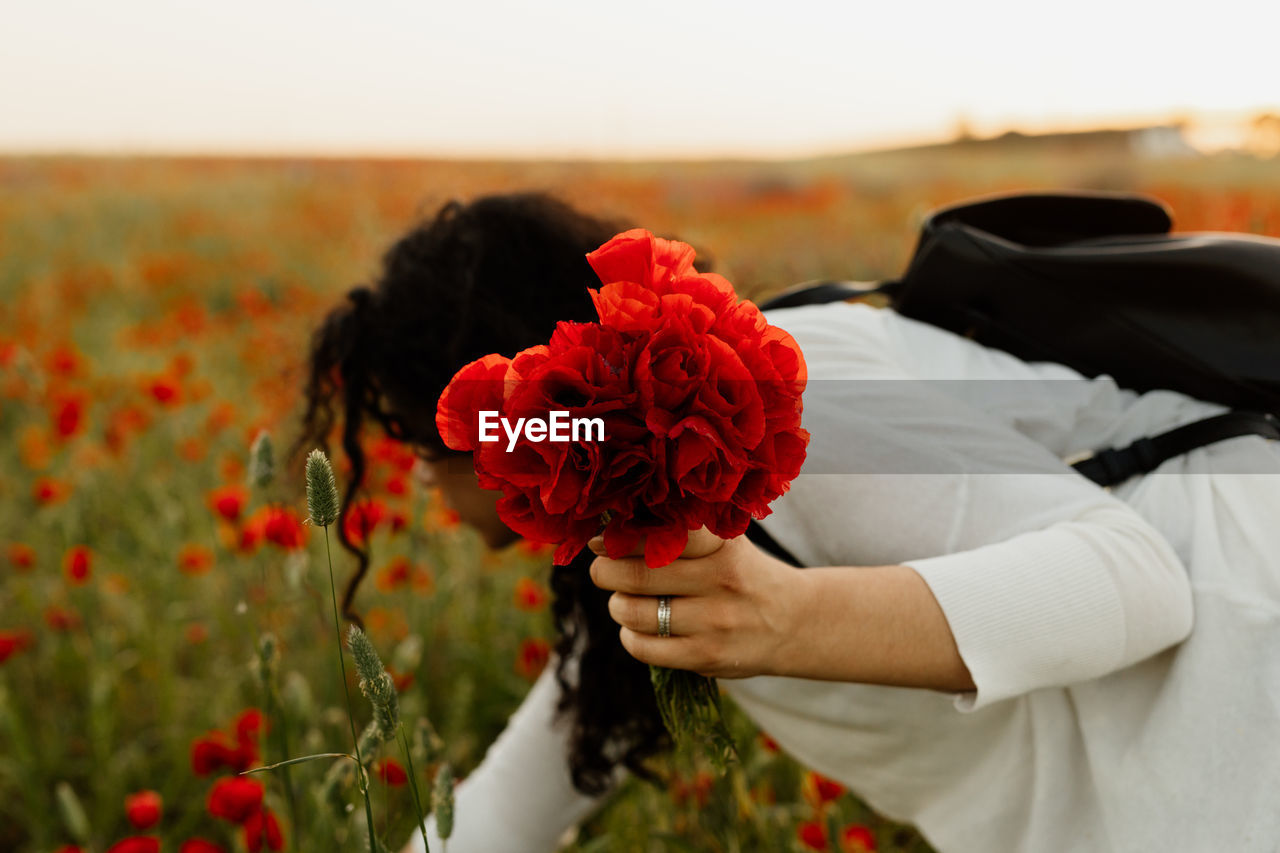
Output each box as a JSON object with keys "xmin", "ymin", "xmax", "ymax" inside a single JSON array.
[
  {"xmin": 403, "ymin": 661, "xmax": 611, "ymax": 853},
  {"xmin": 760, "ymin": 303, "xmax": 1195, "ymax": 711}
]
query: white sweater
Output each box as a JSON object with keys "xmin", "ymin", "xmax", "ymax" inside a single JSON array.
[{"xmin": 411, "ymin": 303, "xmax": 1280, "ymax": 853}]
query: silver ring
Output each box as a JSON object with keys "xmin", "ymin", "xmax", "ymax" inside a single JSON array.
[{"xmin": 657, "ymin": 596, "xmax": 672, "ymax": 638}]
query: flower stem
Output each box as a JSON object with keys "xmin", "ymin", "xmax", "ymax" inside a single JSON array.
[
  {"xmin": 323, "ymin": 527, "xmax": 379, "ymax": 849},
  {"xmin": 398, "ymin": 724, "xmax": 431, "ymax": 852},
  {"xmin": 649, "ymin": 665, "xmax": 738, "ymax": 770}
]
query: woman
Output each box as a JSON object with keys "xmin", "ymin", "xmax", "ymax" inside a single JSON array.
[{"xmin": 299, "ymin": 193, "xmax": 1280, "ymax": 852}]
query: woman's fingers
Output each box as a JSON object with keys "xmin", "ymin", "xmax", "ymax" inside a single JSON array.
[
  {"xmin": 617, "ymin": 627, "xmax": 747, "ymax": 678},
  {"xmin": 608, "ymin": 592, "xmax": 688, "ymax": 636},
  {"xmin": 590, "ymin": 555, "xmax": 710, "ymax": 596},
  {"xmin": 587, "ymin": 527, "xmax": 725, "ymax": 562}
]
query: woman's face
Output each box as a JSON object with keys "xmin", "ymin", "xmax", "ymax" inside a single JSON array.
[{"xmin": 415, "ymin": 453, "xmax": 519, "ymax": 550}]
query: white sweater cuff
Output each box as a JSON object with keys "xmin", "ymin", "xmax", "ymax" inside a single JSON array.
[{"xmin": 905, "ymin": 525, "xmax": 1127, "ymax": 711}]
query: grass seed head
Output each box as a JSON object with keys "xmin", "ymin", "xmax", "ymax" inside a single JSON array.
[
  {"xmin": 305, "ymin": 449, "xmax": 340, "ymax": 527},
  {"xmin": 249, "ymin": 430, "xmax": 275, "ymax": 490},
  {"xmin": 256, "ymin": 632, "xmax": 279, "ymax": 677},
  {"xmin": 348, "ymin": 625, "xmax": 400, "ymax": 738},
  {"xmin": 433, "ymin": 762, "xmax": 455, "ymax": 841}
]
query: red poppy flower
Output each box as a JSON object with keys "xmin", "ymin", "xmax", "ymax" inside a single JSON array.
[
  {"xmin": 125, "ymin": 790, "xmax": 163, "ymax": 829},
  {"xmin": 148, "ymin": 376, "xmax": 182, "ymax": 405},
  {"xmin": 44, "ymin": 605, "xmax": 82, "ymax": 632},
  {"xmin": 185, "ymin": 623, "xmax": 209, "ymax": 645},
  {"xmin": 803, "ymin": 771, "xmax": 846, "ymax": 808},
  {"xmin": 106, "ymin": 838, "xmax": 160, "ymax": 853},
  {"xmin": 52, "ymin": 393, "xmax": 87, "ymax": 440},
  {"xmin": 243, "ymin": 808, "xmax": 284, "ymax": 852},
  {"xmin": 375, "ymin": 758, "xmax": 408, "ymax": 786},
  {"xmin": 797, "ymin": 819, "xmax": 830, "ymax": 851},
  {"xmin": 386, "ymin": 474, "xmax": 409, "ymax": 496},
  {"xmin": 389, "ymin": 508, "xmax": 409, "ymax": 534},
  {"xmin": 7, "ymin": 542, "xmax": 35, "ymax": 571},
  {"xmin": 343, "ymin": 499, "xmax": 389, "ymax": 547},
  {"xmin": 178, "ymin": 543, "xmax": 215, "ymax": 575},
  {"xmin": 0, "ymin": 629, "xmax": 33, "ymax": 664},
  {"xmin": 513, "ymin": 577, "xmax": 548, "ymax": 612},
  {"xmin": 207, "ymin": 776, "xmax": 264, "ymax": 823},
  {"xmin": 180, "ymin": 839, "xmax": 226, "ymax": 853},
  {"xmin": 370, "ymin": 435, "xmax": 418, "ymax": 472},
  {"xmin": 46, "ymin": 344, "xmax": 83, "ymax": 377},
  {"xmin": 207, "ymin": 485, "xmax": 248, "ymax": 522},
  {"xmin": 261, "ymin": 507, "xmax": 306, "ymax": 550},
  {"xmin": 671, "ymin": 770, "xmax": 714, "ymax": 808},
  {"xmin": 388, "ymin": 666, "xmax": 415, "ymax": 692},
  {"xmin": 840, "ymin": 824, "xmax": 878, "ymax": 853},
  {"xmin": 758, "ymin": 732, "xmax": 780, "ymax": 754},
  {"xmin": 191, "ymin": 731, "xmax": 256, "ymax": 776},
  {"xmin": 33, "ymin": 477, "xmax": 71, "ymax": 505},
  {"xmin": 515, "ymin": 637, "xmax": 551, "ymax": 681},
  {"xmin": 63, "ymin": 546, "xmax": 93, "ymax": 585},
  {"xmin": 235, "ymin": 708, "xmax": 266, "ymax": 745},
  {"xmin": 375, "ymin": 556, "xmax": 412, "ymax": 592}
]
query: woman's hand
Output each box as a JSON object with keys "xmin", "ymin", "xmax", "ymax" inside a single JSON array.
[
  {"xmin": 590, "ymin": 528, "xmax": 977, "ymax": 692},
  {"xmin": 589, "ymin": 529, "xmax": 808, "ymax": 679}
]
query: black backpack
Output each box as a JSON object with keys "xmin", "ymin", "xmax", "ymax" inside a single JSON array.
[{"xmin": 760, "ymin": 191, "xmax": 1280, "ymax": 489}]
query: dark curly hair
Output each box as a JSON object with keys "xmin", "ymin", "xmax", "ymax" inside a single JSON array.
[{"xmin": 293, "ymin": 192, "xmax": 677, "ymax": 795}]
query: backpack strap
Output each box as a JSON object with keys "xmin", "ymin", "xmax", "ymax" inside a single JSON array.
[
  {"xmin": 746, "ymin": 520, "xmax": 801, "ymax": 567},
  {"xmin": 1071, "ymin": 411, "xmax": 1280, "ymax": 487},
  {"xmin": 759, "ymin": 283, "xmax": 1280, "ymax": 490}
]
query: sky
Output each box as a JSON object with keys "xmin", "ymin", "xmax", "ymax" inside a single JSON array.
[{"xmin": 2, "ymin": 0, "xmax": 1277, "ymax": 159}]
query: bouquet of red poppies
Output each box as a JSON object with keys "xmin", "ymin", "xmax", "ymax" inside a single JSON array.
[{"xmin": 436, "ymin": 229, "xmax": 808, "ymax": 757}]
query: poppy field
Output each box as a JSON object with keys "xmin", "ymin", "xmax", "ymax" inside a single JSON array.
[{"xmin": 2, "ymin": 148, "xmax": 1279, "ymax": 853}]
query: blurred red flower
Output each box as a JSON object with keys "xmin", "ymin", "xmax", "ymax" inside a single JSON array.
[
  {"xmin": 840, "ymin": 824, "xmax": 878, "ymax": 853},
  {"xmin": 53, "ymin": 846, "xmax": 84, "ymax": 853},
  {"xmin": 803, "ymin": 771, "xmax": 846, "ymax": 808},
  {"xmin": 125, "ymin": 790, "xmax": 163, "ymax": 829},
  {"xmin": 52, "ymin": 393, "xmax": 87, "ymax": 440},
  {"xmin": 180, "ymin": 840, "xmax": 226, "ymax": 853},
  {"xmin": 235, "ymin": 708, "xmax": 267, "ymax": 744},
  {"xmin": 33, "ymin": 477, "xmax": 72, "ymax": 505},
  {"xmin": 46, "ymin": 344, "xmax": 83, "ymax": 378},
  {"xmin": 261, "ymin": 507, "xmax": 306, "ymax": 550},
  {"xmin": 516, "ymin": 539, "xmax": 555, "ymax": 557},
  {"xmin": 798, "ymin": 819, "xmax": 830, "ymax": 851},
  {"xmin": 191, "ymin": 731, "xmax": 256, "ymax": 776},
  {"xmin": 758, "ymin": 732, "xmax": 780, "ymax": 754},
  {"xmin": 671, "ymin": 770, "xmax": 714, "ymax": 808},
  {"xmin": 7, "ymin": 542, "xmax": 36, "ymax": 571},
  {"xmin": 243, "ymin": 808, "xmax": 284, "ymax": 852},
  {"xmin": 513, "ymin": 577, "xmax": 549, "ymax": 612},
  {"xmin": 63, "ymin": 546, "xmax": 93, "ymax": 585},
  {"xmin": 388, "ymin": 666, "xmax": 415, "ymax": 692},
  {"xmin": 515, "ymin": 637, "xmax": 551, "ymax": 680},
  {"xmin": 375, "ymin": 556, "xmax": 413, "ymax": 592},
  {"xmin": 148, "ymin": 375, "xmax": 182, "ymax": 405},
  {"xmin": 375, "ymin": 758, "xmax": 409, "ymax": 786},
  {"xmin": 185, "ymin": 623, "xmax": 209, "ymax": 645},
  {"xmin": 370, "ymin": 435, "xmax": 417, "ymax": 472},
  {"xmin": 343, "ymin": 498, "xmax": 389, "ymax": 547},
  {"xmin": 207, "ymin": 485, "xmax": 248, "ymax": 522},
  {"xmin": 178, "ymin": 543, "xmax": 215, "ymax": 576},
  {"xmin": 207, "ymin": 776, "xmax": 264, "ymax": 823},
  {"xmin": 105, "ymin": 838, "xmax": 160, "ymax": 853},
  {"xmin": 44, "ymin": 605, "xmax": 82, "ymax": 632},
  {"xmin": 0, "ymin": 629, "xmax": 34, "ymax": 664}
]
